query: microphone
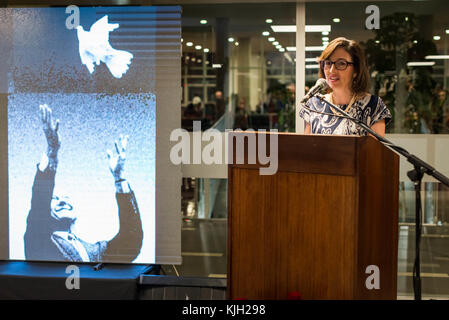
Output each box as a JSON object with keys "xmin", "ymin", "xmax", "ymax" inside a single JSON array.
[{"xmin": 300, "ymin": 78, "xmax": 329, "ymax": 103}]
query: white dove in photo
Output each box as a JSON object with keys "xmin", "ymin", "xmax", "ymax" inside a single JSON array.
[{"xmin": 76, "ymin": 15, "xmax": 133, "ymax": 79}]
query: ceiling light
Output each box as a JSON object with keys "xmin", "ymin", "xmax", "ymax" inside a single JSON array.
[
  {"xmin": 433, "ymin": 36, "xmax": 441, "ymax": 40},
  {"xmin": 333, "ymin": 18, "xmax": 340, "ymax": 23},
  {"xmin": 279, "ymin": 48, "xmax": 285, "ymax": 52},
  {"xmin": 276, "ymin": 45, "xmax": 281, "ymax": 49},
  {"xmin": 186, "ymin": 42, "xmax": 193, "ymax": 47},
  {"xmin": 200, "ymin": 19, "xmax": 207, "ymax": 24},
  {"xmin": 273, "ymin": 41, "xmax": 279, "ymax": 45},
  {"xmin": 271, "ymin": 25, "xmax": 331, "ymax": 33},
  {"xmin": 322, "ymin": 31, "xmax": 329, "ymax": 36},
  {"xmin": 235, "ymin": 42, "xmax": 239, "ymax": 46},
  {"xmin": 305, "ymin": 58, "xmax": 318, "ymax": 62},
  {"xmin": 203, "ymin": 48, "xmax": 210, "ymax": 53},
  {"xmin": 195, "ymin": 45, "xmax": 202, "ymax": 50},
  {"xmin": 446, "ymin": 29, "xmax": 449, "ymax": 34},
  {"xmin": 212, "ymin": 64, "xmax": 222, "ymax": 68},
  {"xmin": 262, "ymin": 31, "xmax": 270, "ymax": 36},
  {"xmin": 228, "ymin": 37, "xmax": 235, "ymax": 42},
  {"xmin": 407, "ymin": 61, "xmax": 435, "ymax": 67},
  {"xmin": 322, "ymin": 37, "xmax": 329, "ymax": 41},
  {"xmin": 266, "ymin": 18, "xmax": 273, "ymax": 24},
  {"xmin": 307, "ymin": 25, "xmax": 332, "ymax": 32},
  {"xmin": 287, "ymin": 46, "xmax": 325, "ymax": 52},
  {"xmin": 305, "ymin": 64, "xmax": 320, "ymax": 69},
  {"xmin": 425, "ymin": 55, "xmax": 449, "ymax": 59},
  {"xmin": 268, "ymin": 37, "xmax": 275, "ymax": 42}
]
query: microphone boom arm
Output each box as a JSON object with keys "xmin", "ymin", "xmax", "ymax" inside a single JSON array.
[
  {"xmin": 313, "ymin": 94, "xmax": 449, "ymax": 187},
  {"xmin": 308, "ymin": 93, "xmax": 449, "ymax": 301}
]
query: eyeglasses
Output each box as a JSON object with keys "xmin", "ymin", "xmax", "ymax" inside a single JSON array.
[{"xmin": 320, "ymin": 59, "xmax": 355, "ymax": 71}]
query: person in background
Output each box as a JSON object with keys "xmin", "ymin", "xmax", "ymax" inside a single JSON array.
[
  {"xmin": 184, "ymin": 95, "xmax": 203, "ymax": 119},
  {"xmin": 214, "ymin": 90, "xmax": 226, "ymax": 119},
  {"xmin": 233, "ymin": 97, "xmax": 249, "ymax": 130}
]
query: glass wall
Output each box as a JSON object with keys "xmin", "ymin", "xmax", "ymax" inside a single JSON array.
[
  {"xmin": 179, "ymin": 1, "xmax": 449, "ymax": 298},
  {"xmin": 305, "ymin": 1, "xmax": 449, "ymax": 135},
  {"xmin": 181, "ymin": 3, "xmax": 297, "ymax": 132}
]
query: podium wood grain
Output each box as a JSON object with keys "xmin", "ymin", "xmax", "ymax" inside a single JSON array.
[{"xmin": 227, "ymin": 133, "xmax": 399, "ymax": 300}]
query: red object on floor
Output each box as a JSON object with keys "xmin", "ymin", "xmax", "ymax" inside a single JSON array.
[{"xmin": 288, "ymin": 291, "xmax": 302, "ymax": 300}]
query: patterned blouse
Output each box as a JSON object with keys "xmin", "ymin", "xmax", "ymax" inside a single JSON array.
[{"xmin": 298, "ymin": 94, "xmax": 392, "ymax": 135}]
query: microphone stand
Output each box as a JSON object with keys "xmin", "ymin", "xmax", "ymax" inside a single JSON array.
[{"xmin": 307, "ymin": 93, "xmax": 449, "ymax": 300}]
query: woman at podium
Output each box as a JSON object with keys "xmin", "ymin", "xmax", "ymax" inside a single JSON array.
[{"xmin": 299, "ymin": 37, "xmax": 391, "ymax": 137}]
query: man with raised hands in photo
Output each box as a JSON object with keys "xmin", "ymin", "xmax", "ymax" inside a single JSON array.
[{"xmin": 23, "ymin": 104, "xmax": 143, "ymax": 263}]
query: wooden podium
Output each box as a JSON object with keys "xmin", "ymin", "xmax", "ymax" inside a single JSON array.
[{"xmin": 227, "ymin": 132, "xmax": 399, "ymax": 300}]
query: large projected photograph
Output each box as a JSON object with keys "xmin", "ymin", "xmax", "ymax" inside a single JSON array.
[{"xmin": 0, "ymin": 6, "xmax": 181, "ymax": 264}]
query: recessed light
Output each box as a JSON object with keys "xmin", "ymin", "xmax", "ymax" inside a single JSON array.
[
  {"xmin": 262, "ymin": 31, "xmax": 270, "ymax": 36},
  {"xmin": 266, "ymin": 18, "xmax": 273, "ymax": 24},
  {"xmin": 235, "ymin": 42, "xmax": 239, "ymax": 46},
  {"xmin": 228, "ymin": 37, "xmax": 235, "ymax": 42},
  {"xmin": 407, "ymin": 61, "xmax": 435, "ymax": 67},
  {"xmin": 322, "ymin": 37, "xmax": 329, "ymax": 41},
  {"xmin": 433, "ymin": 36, "xmax": 441, "ymax": 40},
  {"xmin": 446, "ymin": 29, "xmax": 449, "ymax": 34},
  {"xmin": 186, "ymin": 42, "xmax": 193, "ymax": 47},
  {"xmin": 287, "ymin": 46, "xmax": 326, "ymax": 52},
  {"xmin": 273, "ymin": 41, "xmax": 279, "ymax": 45},
  {"xmin": 200, "ymin": 19, "xmax": 207, "ymax": 24},
  {"xmin": 268, "ymin": 37, "xmax": 275, "ymax": 42},
  {"xmin": 306, "ymin": 64, "xmax": 320, "ymax": 69},
  {"xmin": 322, "ymin": 31, "xmax": 329, "ymax": 36},
  {"xmin": 195, "ymin": 45, "xmax": 202, "ymax": 50},
  {"xmin": 271, "ymin": 25, "xmax": 331, "ymax": 33},
  {"xmin": 203, "ymin": 48, "xmax": 210, "ymax": 53},
  {"xmin": 279, "ymin": 48, "xmax": 285, "ymax": 52},
  {"xmin": 333, "ymin": 18, "xmax": 340, "ymax": 23},
  {"xmin": 425, "ymin": 55, "xmax": 449, "ymax": 59}
]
